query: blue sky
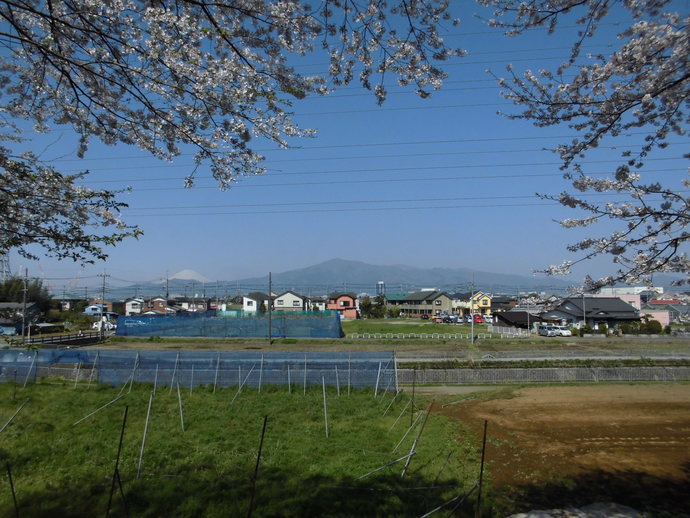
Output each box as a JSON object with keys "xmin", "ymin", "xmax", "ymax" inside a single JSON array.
[{"xmin": 7, "ymin": 3, "xmax": 689, "ymax": 295}]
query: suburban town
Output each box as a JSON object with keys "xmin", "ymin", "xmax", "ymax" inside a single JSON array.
[
  {"xmin": 0, "ymin": 1, "xmax": 688, "ymax": 517},
  {"xmin": 1, "ymin": 278, "xmax": 688, "ymax": 340}
]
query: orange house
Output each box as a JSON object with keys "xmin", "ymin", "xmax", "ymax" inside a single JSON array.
[{"xmin": 327, "ymin": 292, "xmax": 358, "ymax": 319}]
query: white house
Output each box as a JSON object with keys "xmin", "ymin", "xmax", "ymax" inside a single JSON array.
[
  {"xmin": 125, "ymin": 297, "xmax": 145, "ymax": 316},
  {"xmin": 273, "ymin": 291, "xmax": 306, "ymax": 311},
  {"xmin": 243, "ymin": 292, "xmax": 271, "ymax": 313}
]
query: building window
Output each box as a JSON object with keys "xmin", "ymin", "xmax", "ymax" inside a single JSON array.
[
  {"xmin": 247, "ymin": 300, "xmax": 254, "ymax": 306},
  {"xmin": 277, "ymin": 300, "xmax": 284, "ymax": 306},
  {"xmin": 435, "ymin": 300, "xmax": 442, "ymax": 305},
  {"xmin": 340, "ymin": 300, "xmax": 350, "ymax": 307},
  {"xmin": 293, "ymin": 301, "xmax": 301, "ymax": 307}
]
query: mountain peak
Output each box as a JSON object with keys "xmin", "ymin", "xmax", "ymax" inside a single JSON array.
[{"xmin": 169, "ymin": 269, "xmax": 209, "ymax": 283}]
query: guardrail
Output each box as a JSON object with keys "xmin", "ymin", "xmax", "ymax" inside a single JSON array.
[{"xmin": 23, "ymin": 331, "xmax": 102, "ymax": 348}]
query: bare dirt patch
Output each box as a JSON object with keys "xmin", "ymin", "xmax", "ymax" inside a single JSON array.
[{"xmin": 436, "ymin": 384, "xmax": 690, "ymax": 515}]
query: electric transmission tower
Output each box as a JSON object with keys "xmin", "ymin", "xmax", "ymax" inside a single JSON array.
[{"xmin": 0, "ymin": 253, "xmax": 11, "ymax": 282}]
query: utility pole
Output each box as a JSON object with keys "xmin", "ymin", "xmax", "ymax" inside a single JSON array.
[
  {"xmin": 470, "ymin": 279, "xmax": 475, "ymax": 347},
  {"xmin": 268, "ymin": 272, "xmax": 272, "ymax": 345},
  {"xmin": 21, "ymin": 268, "xmax": 28, "ymax": 345},
  {"xmin": 97, "ymin": 272, "xmax": 109, "ymax": 340}
]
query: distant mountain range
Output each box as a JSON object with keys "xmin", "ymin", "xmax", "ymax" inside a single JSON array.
[{"xmin": 99, "ymin": 258, "xmax": 577, "ymax": 300}]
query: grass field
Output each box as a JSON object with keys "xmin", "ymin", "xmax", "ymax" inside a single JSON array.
[{"xmin": 0, "ymin": 381, "xmax": 480, "ymax": 518}]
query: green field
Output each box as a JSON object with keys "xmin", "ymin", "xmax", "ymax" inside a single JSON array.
[{"xmin": 0, "ymin": 382, "xmax": 482, "ymax": 517}]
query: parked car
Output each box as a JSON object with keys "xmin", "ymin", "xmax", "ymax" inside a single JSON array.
[
  {"xmin": 538, "ymin": 324, "xmax": 557, "ymax": 336},
  {"xmin": 92, "ymin": 321, "xmax": 117, "ymax": 331},
  {"xmin": 421, "ymin": 314, "xmax": 429, "ymax": 320},
  {"xmin": 554, "ymin": 325, "xmax": 572, "ymax": 337},
  {"xmin": 465, "ymin": 315, "xmax": 472, "ymax": 323},
  {"xmin": 483, "ymin": 314, "xmax": 493, "ymax": 324},
  {"xmin": 473, "ymin": 314, "xmax": 484, "ymax": 324}
]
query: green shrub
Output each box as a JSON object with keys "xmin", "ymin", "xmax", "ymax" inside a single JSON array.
[
  {"xmin": 579, "ymin": 325, "xmax": 593, "ymax": 336},
  {"xmin": 642, "ymin": 320, "xmax": 662, "ymax": 334}
]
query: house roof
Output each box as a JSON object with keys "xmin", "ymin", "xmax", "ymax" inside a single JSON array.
[
  {"xmin": 384, "ymin": 293, "xmax": 410, "ymax": 302},
  {"xmin": 448, "ymin": 291, "xmax": 488, "ymax": 301},
  {"xmin": 495, "ymin": 311, "xmax": 541, "ymax": 327},
  {"xmin": 546, "ymin": 297, "xmax": 639, "ymax": 319},
  {"xmin": 328, "ymin": 292, "xmax": 357, "ymax": 299},
  {"xmin": 404, "ymin": 290, "xmax": 449, "ymax": 302},
  {"xmin": 245, "ymin": 291, "xmax": 270, "ymax": 301},
  {"xmin": 276, "ymin": 290, "xmax": 305, "ymax": 300}
]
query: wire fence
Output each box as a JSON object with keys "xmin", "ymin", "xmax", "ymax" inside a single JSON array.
[
  {"xmin": 0, "ymin": 349, "xmax": 397, "ymax": 392},
  {"xmin": 348, "ymin": 333, "xmax": 497, "ymax": 340},
  {"xmin": 398, "ymin": 366, "xmax": 690, "ymax": 385}
]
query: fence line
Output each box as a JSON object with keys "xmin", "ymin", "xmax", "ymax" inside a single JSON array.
[
  {"xmin": 397, "ymin": 366, "xmax": 690, "ymax": 385},
  {"xmin": 349, "ymin": 333, "xmax": 504, "ymax": 340},
  {"xmin": 0, "ymin": 350, "xmax": 396, "ymax": 390}
]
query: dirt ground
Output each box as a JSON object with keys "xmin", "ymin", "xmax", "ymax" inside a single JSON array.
[{"xmin": 435, "ymin": 384, "xmax": 690, "ymax": 515}]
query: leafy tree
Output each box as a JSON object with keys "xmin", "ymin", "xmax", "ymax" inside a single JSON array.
[
  {"xmin": 371, "ymin": 295, "xmax": 387, "ymax": 319},
  {"xmin": 0, "ymin": 0, "xmax": 460, "ymax": 262},
  {"xmin": 359, "ymin": 296, "xmax": 373, "ymax": 318},
  {"xmin": 0, "ymin": 276, "xmax": 51, "ymax": 311},
  {"xmin": 386, "ymin": 307, "xmax": 400, "ymax": 318},
  {"xmin": 360, "ymin": 295, "xmax": 387, "ymax": 318},
  {"xmin": 481, "ymin": 0, "xmax": 689, "ymax": 288}
]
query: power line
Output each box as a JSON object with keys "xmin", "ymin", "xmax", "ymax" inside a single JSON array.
[
  {"xmin": 125, "ymin": 190, "xmax": 688, "ymax": 212},
  {"xmin": 85, "ymin": 158, "xmax": 682, "ymax": 192},
  {"xmin": 123, "ymin": 192, "xmax": 689, "ymax": 218},
  {"xmin": 47, "ymin": 128, "xmax": 669, "ymax": 170}
]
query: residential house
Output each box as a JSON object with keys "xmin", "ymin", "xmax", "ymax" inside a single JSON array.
[
  {"xmin": 639, "ymin": 308, "xmax": 671, "ymax": 327},
  {"xmin": 0, "ymin": 302, "xmax": 41, "ymax": 335},
  {"xmin": 641, "ymin": 302, "xmax": 690, "ymax": 324},
  {"xmin": 143, "ymin": 296, "xmax": 178, "ymax": 314},
  {"xmin": 450, "ymin": 291, "xmax": 492, "ymax": 317},
  {"xmin": 243, "ymin": 292, "xmax": 271, "ymax": 313},
  {"xmin": 597, "ymin": 286, "xmax": 664, "ymax": 297},
  {"xmin": 273, "ymin": 291, "xmax": 307, "ymax": 311},
  {"xmin": 83, "ymin": 302, "xmax": 111, "ymax": 315},
  {"xmin": 593, "ymin": 292, "xmax": 641, "ymax": 310},
  {"xmin": 307, "ymin": 296, "xmax": 327, "ymax": 312},
  {"xmin": 173, "ymin": 297, "xmax": 208, "ymax": 312},
  {"xmin": 490, "ymin": 295, "xmax": 517, "ymax": 313},
  {"xmin": 493, "ymin": 310, "xmax": 542, "ymax": 330},
  {"xmin": 327, "ymin": 292, "xmax": 358, "ymax": 319},
  {"xmin": 541, "ymin": 296, "xmax": 639, "ymax": 330},
  {"xmin": 386, "ymin": 290, "xmax": 453, "ymax": 318},
  {"xmin": 125, "ymin": 297, "xmax": 145, "ymax": 316}
]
